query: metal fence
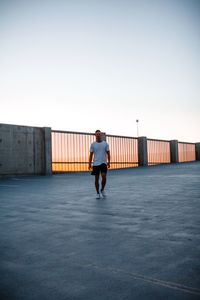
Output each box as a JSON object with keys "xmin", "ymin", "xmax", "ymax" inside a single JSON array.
[
  {"xmin": 178, "ymin": 142, "xmax": 196, "ymax": 162},
  {"xmin": 106, "ymin": 135, "xmax": 138, "ymax": 169},
  {"xmin": 52, "ymin": 131, "xmax": 94, "ymax": 172},
  {"xmin": 52, "ymin": 130, "xmax": 197, "ymax": 173},
  {"xmin": 147, "ymin": 139, "xmax": 171, "ymax": 165},
  {"xmin": 52, "ymin": 131, "xmax": 138, "ymax": 172}
]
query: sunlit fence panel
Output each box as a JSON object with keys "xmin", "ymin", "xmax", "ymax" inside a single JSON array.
[
  {"xmin": 52, "ymin": 131, "xmax": 95, "ymax": 172},
  {"xmin": 52, "ymin": 131, "xmax": 138, "ymax": 172},
  {"xmin": 106, "ymin": 135, "xmax": 138, "ymax": 169},
  {"xmin": 147, "ymin": 139, "xmax": 171, "ymax": 165},
  {"xmin": 178, "ymin": 142, "xmax": 196, "ymax": 162}
]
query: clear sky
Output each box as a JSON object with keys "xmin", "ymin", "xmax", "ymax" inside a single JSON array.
[{"xmin": 0, "ymin": 0, "xmax": 199, "ymax": 142}]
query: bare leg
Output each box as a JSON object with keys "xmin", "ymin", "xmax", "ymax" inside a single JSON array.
[
  {"xmin": 101, "ymin": 173, "xmax": 107, "ymax": 191},
  {"xmin": 95, "ymin": 174, "xmax": 100, "ymax": 193}
]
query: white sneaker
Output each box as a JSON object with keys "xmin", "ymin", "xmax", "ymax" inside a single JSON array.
[
  {"xmin": 96, "ymin": 193, "xmax": 101, "ymax": 199},
  {"xmin": 101, "ymin": 190, "xmax": 106, "ymax": 198}
]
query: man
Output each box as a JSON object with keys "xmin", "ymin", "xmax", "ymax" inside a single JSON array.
[{"xmin": 89, "ymin": 130, "xmax": 110, "ymax": 199}]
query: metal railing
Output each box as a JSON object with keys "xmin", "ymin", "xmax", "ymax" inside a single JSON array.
[
  {"xmin": 52, "ymin": 130, "xmax": 198, "ymax": 173},
  {"xmin": 52, "ymin": 131, "xmax": 138, "ymax": 172},
  {"xmin": 147, "ymin": 139, "xmax": 171, "ymax": 165},
  {"xmin": 178, "ymin": 142, "xmax": 196, "ymax": 162},
  {"xmin": 52, "ymin": 131, "xmax": 94, "ymax": 172},
  {"xmin": 106, "ymin": 134, "xmax": 138, "ymax": 169}
]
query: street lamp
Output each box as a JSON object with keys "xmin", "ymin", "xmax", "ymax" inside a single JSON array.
[{"xmin": 136, "ymin": 119, "xmax": 139, "ymax": 137}]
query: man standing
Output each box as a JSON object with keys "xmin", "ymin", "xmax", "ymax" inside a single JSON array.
[{"xmin": 89, "ymin": 130, "xmax": 110, "ymax": 199}]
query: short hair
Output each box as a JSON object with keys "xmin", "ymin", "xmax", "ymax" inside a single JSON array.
[{"xmin": 95, "ymin": 129, "xmax": 101, "ymax": 133}]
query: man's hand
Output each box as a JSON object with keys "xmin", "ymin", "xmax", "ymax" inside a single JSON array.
[
  {"xmin": 107, "ymin": 151, "xmax": 110, "ymax": 169},
  {"xmin": 88, "ymin": 152, "xmax": 93, "ymax": 170}
]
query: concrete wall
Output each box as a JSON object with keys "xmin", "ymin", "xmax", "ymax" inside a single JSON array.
[{"xmin": 0, "ymin": 123, "xmax": 52, "ymax": 176}]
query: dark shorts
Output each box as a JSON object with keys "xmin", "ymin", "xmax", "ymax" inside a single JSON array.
[{"xmin": 91, "ymin": 163, "xmax": 107, "ymax": 176}]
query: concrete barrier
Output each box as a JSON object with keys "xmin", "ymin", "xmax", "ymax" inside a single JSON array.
[
  {"xmin": 138, "ymin": 136, "xmax": 148, "ymax": 167},
  {"xmin": 0, "ymin": 123, "xmax": 52, "ymax": 176},
  {"xmin": 1, "ymin": 123, "xmax": 198, "ymax": 176},
  {"xmin": 195, "ymin": 143, "xmax": 200, "ymax": 161},
  {"xmin": 170, "ymin": 140, "xmax": 179, "ymax": 163}
]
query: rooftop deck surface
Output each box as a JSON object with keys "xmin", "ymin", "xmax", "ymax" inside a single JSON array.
[{"xmin": 0, "ymin": 162, "xmax": 200, "ymax": 300}]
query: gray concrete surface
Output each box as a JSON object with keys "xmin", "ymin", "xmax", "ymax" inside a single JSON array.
[
  {"xmin": 170, "ymin": 140, "xmax": 179, "ymax": 163},
  {"xmin": 0, "ymin": 123, "xmax": 52, "ymax": 176},
  {"xmin": 196, "ymin": 143, "xmax": 200, "ymax": 161},
  {"xmin": 0, "ymin": 162, "xmax": 200, "ymax": 300},
  {"xmin": 138, "ymin": 137, "xmax": 148, "ymax": 166}
]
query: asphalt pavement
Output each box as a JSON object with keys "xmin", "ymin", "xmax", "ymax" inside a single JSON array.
[{"xmin": 0, "ymin": 162, "xmax": 200, "ymax": 300}]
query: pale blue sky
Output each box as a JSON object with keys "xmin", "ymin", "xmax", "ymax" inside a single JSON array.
[{"xmin": 0, "ymin": 0, "xmax": 199, "ymax": 142}]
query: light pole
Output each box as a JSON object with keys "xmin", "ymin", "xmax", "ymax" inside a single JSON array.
[{"xmin": 136, "ymin": 119, "xmax": 139, "ymax": 137}]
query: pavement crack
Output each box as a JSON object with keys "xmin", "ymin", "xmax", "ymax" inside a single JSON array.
[{"xmin": 72, "ymin": 260, "xmax": 200, "ymax": 296}]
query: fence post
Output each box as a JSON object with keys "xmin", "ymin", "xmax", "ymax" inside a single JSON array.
[
  {"xmin": 43, "ymin": 127, "xmax": 52, "ymax": 175},
  {"xmin": 195, "ymin": 143, "xmax": 200, "ymax": 161},
  {"xmin": 138, "ymin": 136, "xmax": 148, "ymax": 166},
  {"xmin": 101, "ymin": 132, "xmax": 106, "ymax": 141},
  {"xmin": 170, "ymin": 140, "xmax": 179, "ymax": 163}
]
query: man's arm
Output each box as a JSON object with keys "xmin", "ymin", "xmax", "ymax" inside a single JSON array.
[
  {"xmin": 88, "ymin": 152, "xmax": 93, "ymax": 170},
  {"xmin": 107, "ymin": 151, "xmax": 110, "ymax": 168}
]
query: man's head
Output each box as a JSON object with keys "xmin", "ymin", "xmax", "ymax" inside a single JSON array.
[{"xmin": 95, "ymin": 130, "xmax": 102, "ymax": 142}]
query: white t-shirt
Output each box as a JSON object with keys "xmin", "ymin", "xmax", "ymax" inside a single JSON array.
[{"xmin": 90, "ymin": 141, "xmax": 110, "ymax": 166}]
